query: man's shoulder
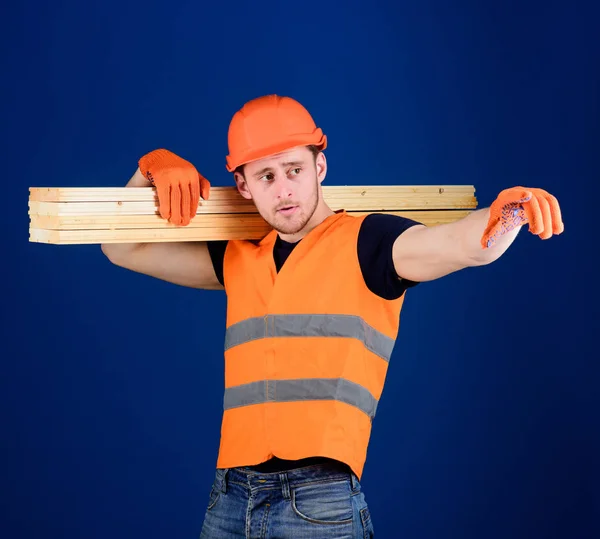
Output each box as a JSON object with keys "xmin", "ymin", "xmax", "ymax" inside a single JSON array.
[
  {"xmin": 356, "ymin": 213, "xmax": 423, "ymax": 299},
  {"xmin": 358, "ymin": 212, "xmax": 424, "ymax": 240}
]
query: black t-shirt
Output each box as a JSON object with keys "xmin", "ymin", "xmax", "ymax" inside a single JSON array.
[{"xmin": 207, "ymin": 212, "xmax": 422, "ymax": 300}]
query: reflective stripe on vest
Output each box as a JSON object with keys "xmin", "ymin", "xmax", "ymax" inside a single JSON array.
[
  {"xmin": 224, "ymin": 313, "xmax": 395, "ymax": 362},
  {"xmin": 223, "ymin": 377, "xmax": 379, "ymax": 419}
]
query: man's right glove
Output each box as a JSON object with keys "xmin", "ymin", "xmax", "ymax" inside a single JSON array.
[{"xmin": 138, "ymin": 149, "xmax": 210, "ymax": 226}]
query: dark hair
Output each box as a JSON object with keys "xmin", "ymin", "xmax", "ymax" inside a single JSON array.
[{"xmin": 233, "ymin": 144, "xmax": 321, "ymax": 177}]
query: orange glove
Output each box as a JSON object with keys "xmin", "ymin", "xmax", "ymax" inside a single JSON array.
[
  {"xmin": 481, "ymin": 186, "xmax": 564, "ymax": 249},
  {"xmin": 138, "ymin": 149, "xmax": 210, "ymax": 226}
]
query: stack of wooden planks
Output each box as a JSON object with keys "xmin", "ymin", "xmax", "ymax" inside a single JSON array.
[{"xmin": 28, "ymin": 185, "xmax": 478, "ymax": 244}]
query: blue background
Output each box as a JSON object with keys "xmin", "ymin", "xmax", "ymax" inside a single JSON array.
[{"xmin": 3, "ymin": 0, "xmax": 598, "ymax": 537}]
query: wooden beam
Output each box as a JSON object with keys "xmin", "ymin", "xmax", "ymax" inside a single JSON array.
[{"xmin": 28, "ymin": 185, "xmax": 478, "ymax": 244}]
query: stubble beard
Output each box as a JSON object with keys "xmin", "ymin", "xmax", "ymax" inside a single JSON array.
[{"xmin": 266, "ymin": 180, "xmax": 319, "ymax": 236}]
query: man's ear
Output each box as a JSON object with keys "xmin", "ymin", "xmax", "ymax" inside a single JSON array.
[
  {"xmin": 316, "ymin": 152, "xmax": 327, "ymax": 185},
  {"xmin": 234, "ymin": 172, "xmax": 252, "ymax": 200}
]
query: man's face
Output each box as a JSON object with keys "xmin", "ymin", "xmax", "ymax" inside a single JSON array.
[{"xmin": 235, "ymin": 146, "xmax": 327, "ymax": 237}]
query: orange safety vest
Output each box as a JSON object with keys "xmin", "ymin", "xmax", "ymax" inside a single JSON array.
[{"xmin": 217, "ymin": 210, "xmax": 406, "ymax": 479}]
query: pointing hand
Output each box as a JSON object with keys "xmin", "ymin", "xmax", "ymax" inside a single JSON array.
[{"xmin": 481, "ymin": 187, "xmax": 564, "ymax": 248}]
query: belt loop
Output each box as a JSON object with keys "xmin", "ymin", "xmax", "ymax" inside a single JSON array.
[
  {"xmin": 279, "ymin": 472, "xmax": 291, "ymax": 500},
  {"xmin": 219, "ymin": 469, "xmax": 229, "ymax": 493},
  {"xmin": 350, "ymin": 471, "xmax": 359, "ymax": 492}
]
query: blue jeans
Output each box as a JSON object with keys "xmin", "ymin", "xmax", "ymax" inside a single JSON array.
[{"xmin": 199, "ymin": 462, "xmax": 375, "ymax": 538}]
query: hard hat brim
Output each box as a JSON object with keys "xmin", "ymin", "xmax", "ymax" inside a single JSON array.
[{"xmin": 225, "ymin": 131, "xmax": 327, "ymax": 172}]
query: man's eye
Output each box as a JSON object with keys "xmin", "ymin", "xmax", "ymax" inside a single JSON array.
[
  {"xmin": 260, "ymin": 174, "xmax": 274, "ymax": 181},
  {"xmin": 290, "ymin": 168, "xmax": 301, "ymax": 175}
]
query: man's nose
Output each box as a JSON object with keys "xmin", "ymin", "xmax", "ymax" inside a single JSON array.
[{"xmin": 274, "ymin": 175, "xmax": 293, "ymax": 199}]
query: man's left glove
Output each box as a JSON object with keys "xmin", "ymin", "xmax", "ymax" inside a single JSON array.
[
  {"xmin": 138, "ymin": 148, "xmax": 210, "ymax": 226},
  {"xmin": 481, "ymin": 187, "xmax": 564, "ymax": 249}
]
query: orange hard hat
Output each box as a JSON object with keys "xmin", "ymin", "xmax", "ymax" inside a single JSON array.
[{"xmin": 225, "ymin": 95, "xmax": 327, "ymax": 172}]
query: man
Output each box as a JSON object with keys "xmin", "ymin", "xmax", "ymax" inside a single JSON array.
[{"xmin": 101, "ymin": 94, "xmax": 564, "ymax": 538}]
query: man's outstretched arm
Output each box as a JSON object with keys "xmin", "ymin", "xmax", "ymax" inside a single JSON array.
[
  {"xmin": 392, "ymin": 186, "xmax": 564, "ymax": 282},
  {"xmin": 101, "ymin": 150, "xmax": 223, "ymax": 290}
]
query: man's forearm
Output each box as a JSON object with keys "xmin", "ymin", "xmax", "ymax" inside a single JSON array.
[
  {"xmin": 453, "ymin": 207, "xmax": 522, "ymax": 265},
  {"xmin": 126, "ymin": 167, "xmax": 151, "ymax": 188},
  {"xmin": 100, "ymin": 168, "xmax": 152, "ymax": 261},
  {"xmin": 392, "ymin": 207, "xmax": 523, "ymax": 282}
]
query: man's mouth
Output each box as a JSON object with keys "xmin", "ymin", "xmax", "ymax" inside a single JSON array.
[{"xmin": 277, "ymin": 205, "xmax": 298, "ymax": 215}]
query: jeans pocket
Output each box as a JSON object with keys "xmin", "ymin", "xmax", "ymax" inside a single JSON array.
[
  {"xmin": 206, "ymin": 483, "xmax": 220, "ymax": 511},
  {"xmin": 291, "ymin": 479, "xmax": 354, "ymax": 525}
]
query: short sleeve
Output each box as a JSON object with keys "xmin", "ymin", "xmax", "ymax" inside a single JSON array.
[
  {"xmin": 357, "ymin": 213, "xmax": 423, "ymax": 300},
  {"xmin": 207, "ymin": 240, "xmax": 228, "ymax": 286}
]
